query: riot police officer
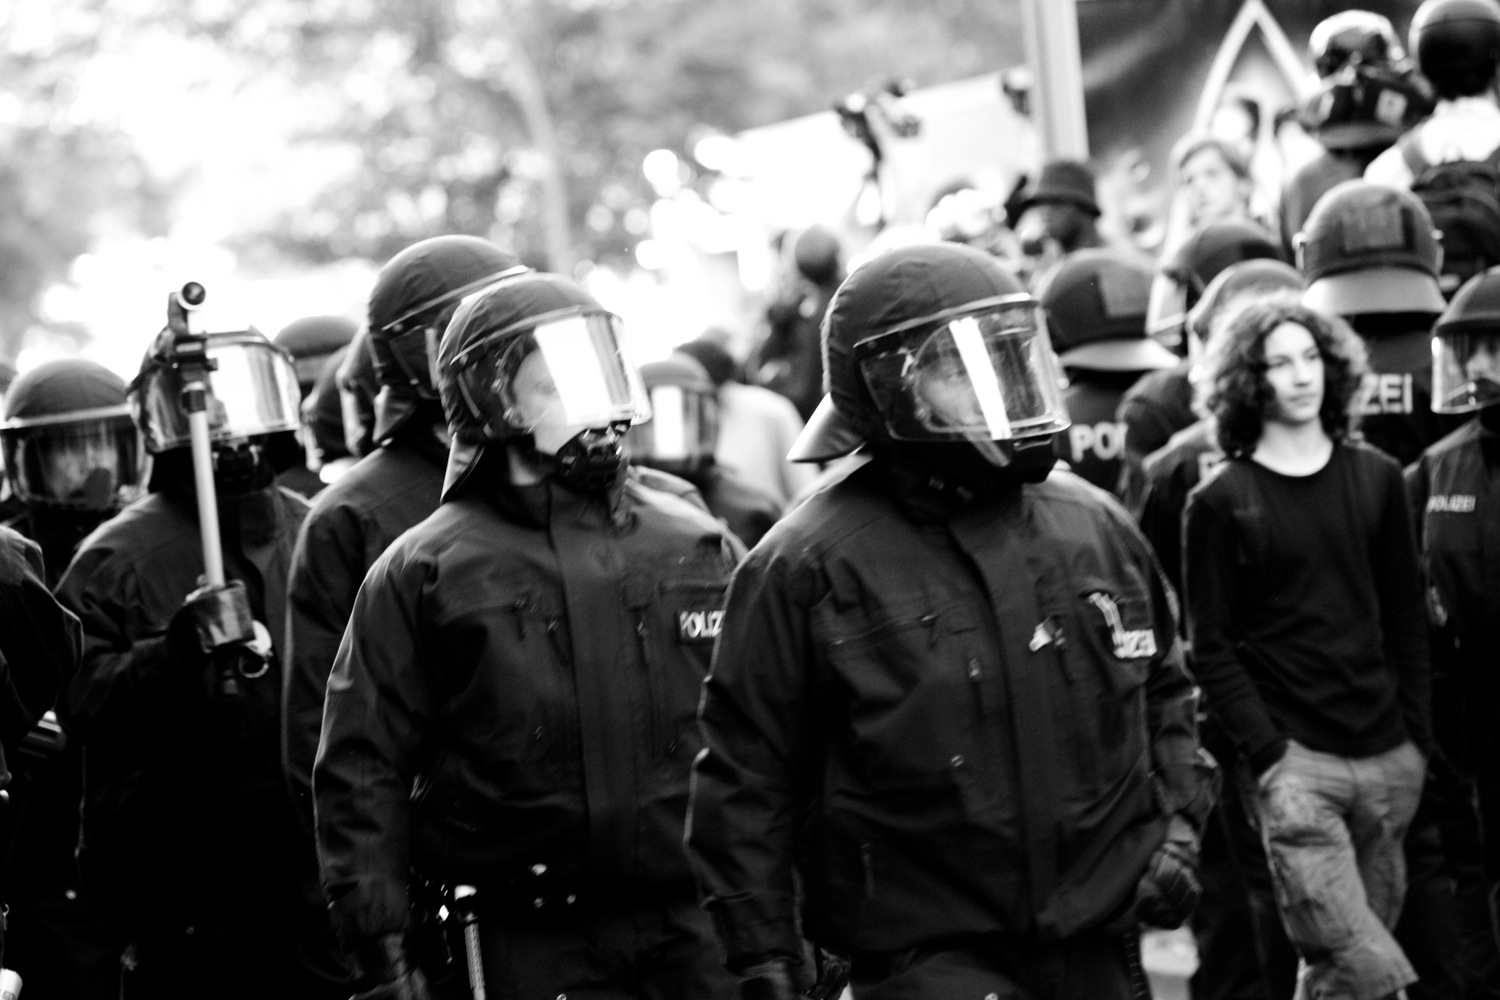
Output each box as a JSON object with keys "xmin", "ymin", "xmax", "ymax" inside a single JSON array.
[
  {"xmin": 1281, "ymin": 10, "xmax": 1432, "ymax": 253},
  {"xmin": 627, "ymin": 353, "xmax": 783, "ymax": 547},
  {"xmin": 284, "ymin": 236, "xmax": 525, "ymax": 994},
  {"xmin": 687, "ymin": 242, "xmax": 1214, "ymax": 1000},
  {"xmin": 54, "ymin": 319, "xmax": 329, "ymax": 999},
  {"xmin": 284, "ymin": 236, "xmax": 523, "ymax": 842},
  {"xmin": 0, "ymin": 359, "xmax": 140, "ymax": 581},
  {"xmin": 0, "ymin": 358, "xmax": 140, "ymax": 999},
  {"xmin": 1299, "ymin": 179, "xmax": 1459, "ymax": 467},
  {"xmin": 273, "ymin": 315, "xmax": 358, "ymax": 498},
  {"xmin": 1406, "ymin": 266, "xmax": 1500, "ymax": 974},
  {"xmin": 1035, "ymin": 248, "xmax": 1177, "ymax": 494},
  {"xmin": 314, "ymin": 271, "xmax": 742, "ymax": 1000}
]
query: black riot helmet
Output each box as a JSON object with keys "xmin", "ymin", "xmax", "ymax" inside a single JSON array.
[
  {"xmin": 1150, "ymin": 219, "xmax": 1284, "ymax": 345},
  {"xmin": 1410, "ymin": 0, "xmax": 1500, "ymax": 99},
  {"xmin": 1310, "ymin": 11, "xmax": 1404, "ymax": 79},
  {"xmin": 1299, "ymin": 64, "xmax": 1434, "ymax": 151},
  {"xmin": 435, "ymin": 271, "xmax": 650, "ymax": 499},
  {"xmin": 1432, "ymin": 264, "xmax": 1500, "ymax": 411},
  {"xmin": 1, "ymin": 359, "xmax": 140, "ymax": 513},
  {"xmin": 790, "ymin": 242, "xmax": 1069, "ymax": 488},
  {"xmin": 366, "ymin": 235, "xmax": 525, "ymax": 444},
  {"xmin": 627, "ymin": 354, "xmax": 720, "ymax": 479},
  {"xmin": 130, "ymin": 323, "xmax": 304, "ymax": 495},
  {"xmin": 273, "ymin": 314, "xmax": 358, "ymax": 398},
  {"xmin": 335, "ymin": 325, "xmax": 379, "ymax": 459}
]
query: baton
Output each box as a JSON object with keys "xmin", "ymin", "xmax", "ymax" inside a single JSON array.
[
  {"xmin": 165, "ymin": 282, "xmax": 225, "ymax": 588},
  {"xmin": 452, "ymin": 884, "xmax": 486, "ymax": 1000}
]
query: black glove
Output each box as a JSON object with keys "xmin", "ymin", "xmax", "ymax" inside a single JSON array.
[
  {"xmin": 348, "ymin": 933, "xmax": 433, "ymax": 1000},
  {"xmin": 167, "ymin": 581, "xmax": 255, "ymax": 665},
  {"xmin": 1133, "ymin": 814, "xmax": 1202, "ymax": 930},
  {"xmin": 806, "ymin": 946, "xmax": 851, "ymax": 1000},
  {"xmin": 739, "ymin": 958, "xmax": 803, "ymax": 1000}
]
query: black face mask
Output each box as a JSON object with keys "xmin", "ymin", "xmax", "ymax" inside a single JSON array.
[
  {"xmin": 213, "ymin": 442, "xmax": 275, "ymax": 498},
  {"xmin": 541, "ymin": 423, "xmax": 629, "ymax": 493},
  {"xmin": 897, "ymin": 436, "xmax": 1058, "ymax": 497}
]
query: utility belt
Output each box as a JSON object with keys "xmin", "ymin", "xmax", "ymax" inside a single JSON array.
[
  {"xmin": 416, "ymin": 866, "xmax": 697, "ymax": 934},
  {"xmin": 409, "ymin": 870, "xmax": 701, "ymax": 999}
]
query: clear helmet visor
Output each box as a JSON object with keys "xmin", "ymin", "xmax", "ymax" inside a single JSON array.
[
  {"xmin": 857, "ymin": 296, "xmax": 1070, "ymax": 445},
  {"xmin": 1148, "ymin": 272, "xmax": 1191, "ymax": 350},
  {"xmin": 134, "ymin": 335, "xmax": 304, "ymax": 453},
  {"xmin": 1432, "ymin": 330, "xmax": 1500, "ymax": 413},
  {"xmin": 453, "ymin": 311, "xmax": 650, "ymax": 453},
  {"xmin": 626, "ymin": 384, "xmax": 717, "ymax": 471},
  {"xmin": 2, "ymin": 412, "xmax": 141, "ymax": 511}
]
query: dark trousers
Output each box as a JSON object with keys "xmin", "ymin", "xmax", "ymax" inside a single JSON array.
[
  {"xmin": 3, "ymin": 886, "xmax": 124, "ymax": 1000},
  {"xmin": 434, "ymin": 894, "xmax": 736, "ymax": 1000},
  {"xmin": 122, "ymin": 896, "xmax": 349, "ymax": 1000},
  {"xmin": 847, "ymin": 929, "xmax": 1139, "ymax": 1000}
]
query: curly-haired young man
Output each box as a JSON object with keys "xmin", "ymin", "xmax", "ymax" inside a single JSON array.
[{"xmin": 1182, "ymin": 297, "xmax": 1432, "ymax": 1000}]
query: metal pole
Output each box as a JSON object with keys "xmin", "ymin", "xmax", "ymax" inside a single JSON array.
[
  {"xmin": 1019, "ymin": 0, "xmax": 1090, "ymax": 161},
  {"xmin": 166, "ymin": 282, "xmax": 225, "ymax": 587},
  {"xmin": 453, "ymin": 884, "xmax": 486, "ymax": 1000}
]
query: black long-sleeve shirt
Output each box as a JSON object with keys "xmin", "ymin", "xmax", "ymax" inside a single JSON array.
[{"xmin": 1183, "ymin": 442, "xmax": 1431, "ymax": 773}]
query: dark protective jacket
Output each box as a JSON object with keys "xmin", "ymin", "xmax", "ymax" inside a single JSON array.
[
  {"xmin": 1, "ymin": 508, "xmax": 99, "ymax": 589},
  {"xmin": 1405, "ymin": 418, "xmax": 1500, "ymax": 738},
  {"xmin": 693, "ymin": 464, "xmax": 784, "ymax": 550},
  {"xmin": 314, "ymin": 463, "xmax": 743, "ymax": 947},
  {"xmin": 1055, "ymin": 371, "xmax": 1144, "ymax": 495},
  {"xmin": 53, "ymin": 483, "xmax": 309, "ymax": 922},
  {"xmin": 687, "ymin": 459, "xmax": 1211, "ymax": 968},
  {"xmin": 0, "ymin": 525, "xmax": 78, "ymax": 788},
  {"xmin": 284, "ymin": 431, "xmax": 447, "ymax": 836},
  {"xmin": 1350, "ymin": 318, "xmax": 1464, "ymax": 469},
  {"xmin": 1115, "ymin": 363, "xmax": 1195, "ymax": 515},
  {"xmin": 1137, "ymin": 419, "xmax": 1222, "ymax": 597}
]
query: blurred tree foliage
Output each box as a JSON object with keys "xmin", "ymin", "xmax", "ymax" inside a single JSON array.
[
  {"xmin": 0, "ymin": 0, "xmax": 1021, "ymax": 358},
  {"xmin": 0, "ymin": 4, "xmax": 173, "ymax": 361}
]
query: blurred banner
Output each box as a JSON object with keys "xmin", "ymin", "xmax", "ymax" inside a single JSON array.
[{"xmin": 1077, "ymin": 0, "xmax": 1421, "ymax": 252}]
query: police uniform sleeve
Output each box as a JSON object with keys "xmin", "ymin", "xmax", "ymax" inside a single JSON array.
[
  {"xmin": 0, "ymin": 527, "xmax": 79, "ymax": 786},
  {"xmin": 314, "ymin": 542, "xmax": 438, "ymax": 949},
  {"xmin": 284, "ymin": 497, "xmax": 370, "ymax": 837},
  {"xmin": 688, "ymin": 540, "xmax": 819, "ymax": 972},
  {"xmin": 1183, "ymin": 481, "xmax": 1285, "ymax": 775},
  {"xmin": 53, "ymin": 538, "xmax": 189, "ymax": 743}
]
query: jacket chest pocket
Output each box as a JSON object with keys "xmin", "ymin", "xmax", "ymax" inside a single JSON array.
[
  {"xmin": 1048, "ymin": 576, "xmax": 1157, "ymax": 789},
  {"xmin": 627, "ymin": 576, "xmax": 728, "ymax": 763},
  {"xmin": 819, "ymin": 605, "xmax": 975, "ymax": 789},
  {"xmin": 441, "ymin": 591, "xmax": 576, "ymax": 767}
]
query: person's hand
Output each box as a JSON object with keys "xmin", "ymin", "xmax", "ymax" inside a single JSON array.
[
  {"xmin": 805, "ymin": 946, "xmax": 851, "ymax": 1000},
  {"xmin": 1134, "ymin": 814, "xmax": 1202, "ymax": 929},
  {"xmin": 739, "ymin": 958, "xmax": 803, "ymax": 1000},
  {"xmin": 167, "ymin": 581, "xmax": 254, "ymax": 665}
]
